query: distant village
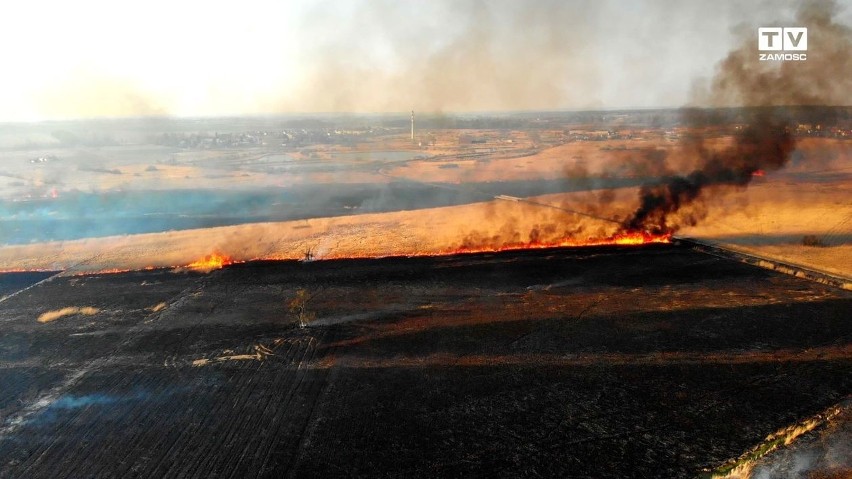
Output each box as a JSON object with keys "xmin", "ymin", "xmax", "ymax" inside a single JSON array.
[{"xmin": 149, "ymin": 126, "xmax": 397, "ymax": 149}]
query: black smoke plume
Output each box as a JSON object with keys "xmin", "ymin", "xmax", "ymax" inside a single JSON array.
[
  {"xmin": 623, "ymin": 0, "xmax": 851, "ymax": 235},
  {"xmin": 625, "ymin": 115, "xmax": 795, "ymax": 234}
]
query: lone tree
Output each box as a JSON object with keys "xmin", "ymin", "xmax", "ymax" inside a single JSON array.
[
  {"xmin": 288, "ymin": 288, "xmax": 320, "ymax": 328},
  {"xmin": 802, "ymin": 235, "xmax": 826, "ymax": 247}
]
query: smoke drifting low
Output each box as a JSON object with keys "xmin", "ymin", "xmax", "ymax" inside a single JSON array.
[{"xmin": 623, "ymin": 0, "xmax": 851, "ymax": 235}]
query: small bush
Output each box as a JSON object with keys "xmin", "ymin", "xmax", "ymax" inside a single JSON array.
[{"xmin": 288, "ymin": 288, "xmax": 317, "ymax": 328}]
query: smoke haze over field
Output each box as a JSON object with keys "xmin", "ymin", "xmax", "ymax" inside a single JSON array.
[
  {"xmin": 0, "ymin": 0, "xmax": 849, "ymax": 266},
  {"xmin": 3, "ymin": 0, "xmax": 850, "ymax": 121}
]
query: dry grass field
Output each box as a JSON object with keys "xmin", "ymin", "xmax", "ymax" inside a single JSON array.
[{"xmin": 1, "ymin": 134, "xmax": 848, "ymax": 280}]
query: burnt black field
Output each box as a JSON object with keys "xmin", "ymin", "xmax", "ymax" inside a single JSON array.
[
  {"xmin": 0, "ymin": 243, "xmax": 850, "ymax": 478},
  {"xmin": 0, "ymin": 272, "xmax": 57, "ymax": 298}
]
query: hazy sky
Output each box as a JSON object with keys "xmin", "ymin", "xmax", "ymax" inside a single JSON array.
[{"xmin": 1, "ymin": 0, "xmax": 848, "ymax": 121}]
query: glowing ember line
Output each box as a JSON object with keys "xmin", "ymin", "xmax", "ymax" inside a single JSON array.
[
  {"xmin": 1, "ymin": 233, "xmax": 670, "ymax": 275},
  {"xmin": 291, "ymin": 231, "xmax": 672, "ymax": 261},
  {"xmin": 429, "ymin": 232, "xmax": 671, "ymax": 256}
]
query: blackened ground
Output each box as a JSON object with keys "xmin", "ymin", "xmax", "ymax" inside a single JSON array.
[
  {"xmin": 0, "ymin": 244, "xmax": 849, "ymax": 478},
  {"xmin": 0, "ymin": 272, "xmax": 58, "ymax": 298}
]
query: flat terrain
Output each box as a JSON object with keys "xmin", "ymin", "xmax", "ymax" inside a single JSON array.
[
  {"xmin": 1, "ymin": 244, "xmax": 850, "ymax": 478},
  {"xmin": 1, "ymin": 131, "xmax": 848, "ymax": 278}
]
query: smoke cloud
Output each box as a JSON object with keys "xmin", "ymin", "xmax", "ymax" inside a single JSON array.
[
  {"xmin": 282, "ymin": 0, "xmax": 604, "ymax": 113},
  {"xmin": 624, "ymin": 117, "xmax": 796, "ymax": 234},
  {"xmin": 623, "ymin": 0, "xmax": 852, "ymax": 234},
  {"xmin": 6, "ymin": 1, "xmax": 835, "ymax": 121}
]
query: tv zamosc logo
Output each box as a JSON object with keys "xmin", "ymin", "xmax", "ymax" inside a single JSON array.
[{"xmin": 758, "ymin": 27, "xmax": 807, "ymax": 61}]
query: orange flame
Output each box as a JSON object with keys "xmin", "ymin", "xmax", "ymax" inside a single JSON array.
[
  {"xmin": 752, "ymin": 169, "xmax": 765, "ymax": 177},
  {"xmin": 185, "ymin": 252, "xmax": 235, "ymax": 272}
]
